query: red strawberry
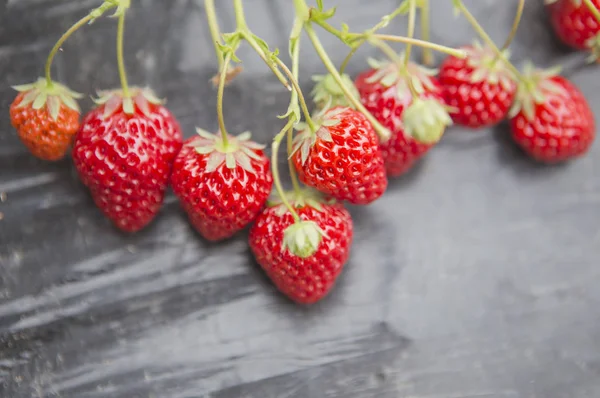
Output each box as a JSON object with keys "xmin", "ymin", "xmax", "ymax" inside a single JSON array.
[
  {"xmin": 72, "ymin": 88, "xmax": 183, "ymax": 232},
  {"xmin": 249, "ymin": 190, "xmax": 353, "ymax": 304},
  {"xmin": 439, "ymin": 42, "xmax": 517, "ymax": 128},
  {"xmin": 291, "ymin": 106, "xmax": 387, "ymax": 205},
  {"xmin": 10, "ymin": 78, "xmax": 82, "ymax": 161},
  {"xmin": 170, "ymin": 130, "xmax": 273, "ymax": 241},
  {"xmin": 508, "ymin": 64, "xmax": 595, "ymax": 162},
  {"xmin": 547, "ymin": 0, "xmax": 600, "ymax": 58},
  {"xmin": 355, "ymin": 58, "xmax": 451, "ymax": 177}
]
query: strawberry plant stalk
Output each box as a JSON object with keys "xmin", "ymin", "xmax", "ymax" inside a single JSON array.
[
  {"xmin": 274, "ymin": 58, "xmax": 317, "ymax": 133},
  {"xmin": 404, "ymin": 0, "xmax": 417, "ymax": 68},
  {"xmin": 420, "ymin": 0, "xmax": 433, "ymax": 66},
  {"xmin": 500, "ymin": 0, "xmax": 525, "ymax": 51},
  {"xmin": 204, "ymin": 0, "xmax": 225, "ymax": 72},
  {"xmin": 583, "ymin": 0, "xmax": 600, "ymax": 23},
  {"xmin": 216, "ymin": 52, "xmax": 233, "ymax": 146},
  {"xmin": 116, "ymin": 13, "xmax": 131, "ymax": 98},
  {"xmin": 272, "ymin": 119, "xmax": 301, "ymax": 223}
]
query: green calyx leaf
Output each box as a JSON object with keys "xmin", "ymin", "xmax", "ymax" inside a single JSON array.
[
  {"xmin": 88, "ymin": 0, "xmax": 124, "ymax": 23},
  {"xmin": 291, "ymin": 107, "xmax": 345, "ymax": 165},
  {"xmin": 309, "ymin": 5, "xmax": 337, "ymax": 23},
  {"xmin": 13, "ymin": 78, "xmax": 82, "ymax": 120},
  {"xmin": 366, "ymin": 56, "xmax": 438, "ymax": 99},
  {"xmin": 402, "ymin": 98, "xmax": 452, "ymax": 144},
  {"xmin": 311, "ymin": 73, "xmax": 357, "ymax": 112},
  {"xmin": 585, "ymin": 32, "xmax": 600, "ymax": 63},
  {"xmin": 466, "ymin": 41, "xmax": 517, "ymax": 90},
  {"xmin": 93, "ymin": 86, "xmax": 164, "ymax": 118},
  {"xmin": 282, "ymin": 220, "xmax": 326, "ymax": 259},
  {"xmin": 508, "ymin": 61, "xmax": 565, "ymax": 121}
]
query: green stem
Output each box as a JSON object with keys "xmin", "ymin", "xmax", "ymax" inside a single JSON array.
[
  {"xmin": 304, "ymin": 23, "xmax": 391, "ymax": 141},
  {"xmin": 371, "ymin": 34, "xmax": 466, "ymax": 58},
  {"xmin": 583, "ymin": 0, "xmax": 600, "ymax": 23},
  {"xmin": 45, "ymin": 14, "xmax": 93, "ymax": 86},
  {"xmin": 404, "ymin": 0, "xmax": 417, "ymax": 69},
  {"xmin": 233, "ymin": 0, "xmax": 290, "ymax": 90},
  {"xmin": 205, "ymin": 0, "xmax": 224, "ymax": 71},
  {"xmin": 288, "ymin": 36, "xmax": 303, "ymax": 195},
  {"xmin": 454, "ymin": 0, "xmax": 524, "ymax": 80},
  {"xmin": 274, "ymin": 58, "xmax": 317, "ymax": 133},
  {"xmin": 116, "ymin": 13, "xmax": 131, "ymax": 97},
  {"xmin": 420, "ymin": 0, "xmax": 433, "ymax": 66},
  {"xmin": 339, "ymin": 44, "xmax": 362, "ymax": 74},
  {"xmin": 217, "ymin": 52, "xmax": 233, "ymax": 145},
  {"xmin": 272, "ymin": 119, "xmax": 301, "ymax": 223},
  {"xmin": 500, "ymin": 0, "xmax": 524, "ymax": 51}
]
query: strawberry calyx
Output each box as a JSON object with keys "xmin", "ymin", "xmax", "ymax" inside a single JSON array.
[
  {"xmin": 291, "ymin": 107, "xmax": 345, "ymax": 165},
  {"xmin": 12, "ymin": 78, "xmax": 82, "ymax": 120},
  {"xmin": 282, "ymin": 220, "xmax": 326, "ymax": 258},
  {"xmin": 311, "ymin": 73, "xmax": 358, "ymax": 112},
  {"xmin": 189, "ymin": 129, "xmax": 266, "ymax": 174},
  {"xmin": 365, "ymin": 56, "xmax": 438, "ymax": 98},
  {"xmin": 508, "ymin": 62, "xmax": 567, "ymax": 121},
  {"xmin": 93, "ymin": 87, "xmax": 163, "ymax": 118},
  {"xmin": 402, "ymin": 98, "xmax": 452, "ymax": 144},
  {"xmin": 585, "ymin": 32, "xmax": 600, "ymax": 62},
  {"xmin": 463, "ymin": 41, "xmax": 516, "ymax": 90}
]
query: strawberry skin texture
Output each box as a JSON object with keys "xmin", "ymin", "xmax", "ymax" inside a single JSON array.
[
  {"xmin": 292, "ymin": 107, "xmax": 387, "ymax": 205},
  {"xmin": 439, "ymin": 48, "xmax": 517, "ymax": 128},
  {"xmin": 549, "ymin": 0, "xmax": 600, "ymax": 50},
  {"xmin": 510, "ymin": 76, "xmax": 595, "ymax": 163},
  {"xmin": 72, "ymin": 103, "xmax": 183, "ymax": 232},
  {"xmin": 170, "ymin": 136, "xmax": 273, "ymax": 241},
  {"xmin": 355, "ymin": 69, "xmax": 444, "ymax": 177},
  {"xmin": 249, "ymin": 202, "xmax": 353, "ymax": 304},
  {"xmin": 10, "ymin": 92, "xmax": 80, "ymax": 161}
]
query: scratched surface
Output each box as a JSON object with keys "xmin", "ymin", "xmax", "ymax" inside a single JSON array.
[{"xmin": 1, "ymin": 0, "xmax": 600, "ymax": 397}]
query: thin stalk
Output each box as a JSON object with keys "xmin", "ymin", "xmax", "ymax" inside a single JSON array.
[
  {"xmin": 217, "ymin": 52, "xmax": 233, "ymax": 145},
  {"xmin": 371, "ymin": 34, "xmax": 466, "ymax": 58},
  {"xmin": 454, "ymin": 0, "xmax": 524, "ymax": 80},
  {"xmin": 420, "ymin": 0, "xmax": 433, "ymax": 66},
  {"xmin": 583, "ymin": 0, "xmax": 600, "ymax": 23},
  {"xmin": 339, "ymin": 44, "xmax": 361, "ymax": 74},
  {"xmin": 274, "ymin": 58, "xmax": 317, "ymax": 133},
  {"xmin": 45, "ymin": 14, "xmax": 93, "ymax": 86},
  {"xmin": 304, "ymin": 23, "xmax": 391, "ymax": 141},
  {"xmin": 404, "ymin": 0, "xmax": 417, "ymax": 69},
  {"xmin": 500, "ymin": 0, "xmax": 525, "ymax": 51},
  {"xmin": 288, "ymin": 36, "xmax": 302, "ymax": 195},
  {"xmin": 272, "ymin": 119, "xmax": 301, "ymax": 222},
  {"xmin": 116, "ymin": 13, "xmax": 131, "ymax": 97},
  {"xmin": 205, "ymin": 0, "xmax": 224, "ymax": 71}
]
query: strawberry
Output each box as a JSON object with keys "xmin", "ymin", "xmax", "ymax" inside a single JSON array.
[
  {"xmin": 170, "ymin": 130, "xmax": 273, "ymax": 241},
  {"xmin": 72, "ymin": 88, "xmax": 183, "ymax": 232},
  {"xmin": 547, "ymin": 0, "xmax": 600, "ymax": 59},
  {"xmin": 439, "ymin": 42, "xmax": 517, "ymax": 128},
  {"xmin": 10, "ymin": 78, "xmax": 82, "ymax": 161},
  {"xmin": 508, "ymin": 64, "xmax": 595, "ymax": 163},
  {"xmin": 249, "ymin": 190, "xmax": 353, "ymax": 304},
  {"xmin": 355, "ymin": 58, "xmax": 451, "ymax": 177},
  {"xmin": 291, "ymin": 106, "xmax": 387, "ymax": 205}
]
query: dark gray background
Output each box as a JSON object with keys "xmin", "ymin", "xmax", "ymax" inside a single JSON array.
[{"xmin": 1, "ymin": 0, "xmax": 599, "ymax": 397}]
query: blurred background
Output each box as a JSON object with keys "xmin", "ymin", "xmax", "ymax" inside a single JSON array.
[{"xmin": 1, "ymin": 1, "xmax": 599, "ymax": 397}]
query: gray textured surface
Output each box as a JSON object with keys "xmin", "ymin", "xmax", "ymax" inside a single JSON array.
[{"xmin": 1, "ymin": 0, "xmax": 600, "ymax": 397}]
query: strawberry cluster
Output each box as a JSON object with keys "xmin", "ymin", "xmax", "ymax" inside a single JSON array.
[{"xmin": 8, "ymin": 0, "xmax": 598, "ymax": 305}]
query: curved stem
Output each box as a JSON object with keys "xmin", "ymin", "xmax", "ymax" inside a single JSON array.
[
  {"xmin": 304, "ymin": 23, "xmax": 391, "ymax": 141},
  {"xmin": 454, "ymin": 0, "xmax": 523, "ymax": 80},
  {"xmin": 339, "ymin": 43, "xmax": 362, "ymax": 74},
  {"xmin": 287, "ymin": 126, "xmax": 301, "ymax": 194},
  {"xmin": 274, "ymin": 58, "xmax": 316, "ymax": 133},
  {"xmin": 500, "ymin": 0, "xmax": 524, "ymax": 51},
  {"xmin": 217, "ymin": 52, "xmax": 233, "ymax": 145},
  {"xmin": 45, "ymin": 14, "xmax": 93, "ymax": 86},
  {"xmin": 272, "ymin": 119, "xmax": 301, "ymax": 223},
  {"xmin": 583, "ymin": 0, "xmax": 600, "ymax": 23},
  {"xmin": 404, "ymin": 0, "xmax": 417, "ymax": 69},
  {"xmin": 205, "ymin": 0, "xmax": 224, "ymax": 71},
  {"xmin": 116, "ymin": 13, "xmax": 131, "ymax": 97},
  {"xmin": 420, "ymin": 0, "xmax": 433, "ymax": 66}
]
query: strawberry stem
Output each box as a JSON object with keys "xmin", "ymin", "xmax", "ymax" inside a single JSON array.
[
  {"xmin": 204, "ymin": 0, "xmax": 225, "ymax": 72},
  {"xmin": 44, "ymin": 14, "xmax": 93, "ymax": 87},
  {"xmin": 454, "ymin": 0, "xmax": 524, "ymax": 81},
  {"xmin": 272, "ymin": 119, "xmax": 301, "ymax": 223},
  {"xmin": 288, "ymin": 37, "xmax": 304, "ymax": 195},
  {"xmin": 304, "ymin": 23, "xmax": 392, "ymax": 141},
  {"xmin": 116, "ymin": 12, "xmax": 131, "ymax": 98},
  {"xmin": 500, "ymin": 0, "xmax": 524, "ymax": 51},
  {"xmin": 583, "ymin": 0, "xmax": 600, "ymax": 23},
  {"xmin": 369, "ymin": 34, "xmax": 466, "ymax": 58},
  {"xmin": 420, "ymin": 0, "xmax": 434, "ymax": 66},
  {"xmin": 404, "ymin": 0, "xmax": 417, "ymax": 70},
  {"xmin": 217, "ymin": 52, "xmax": 233, "ymax": 146},
  {"xmin": 274, "ymin": 58, "xmax": 317, "ymax": 133}
]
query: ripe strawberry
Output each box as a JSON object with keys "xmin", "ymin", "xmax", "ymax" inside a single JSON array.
[
  {"xmin": 439, "ymin": 42, "xmax": 517, "ymax": 128},
  {"xmin": 547, "ymin": 0, "xmax": 600, "ymax": 59},
  {"xmin": 10, "ymin": 78, "xmax": 82, "ymax": 161},
  {"xmin": 170, "ymin": 130, "xmax": 273, "ymax": 241},
  {"xmin": 355, "ymin": 58, "xmax": 451, "ymax": 177},
  {"xmin": 72, "ymin": 88, "xmax": 183, "ymax": 232},
  {"xmin": 291, "ymin": 106, "xmax": 387, "ymax": 205},
  {"xmin": 508, "ymin": 64, "xmax": 595, "ymax": 162},
  {"xmin": 249, "ymin": 190, "xmax": 353, "ymax": 304}
]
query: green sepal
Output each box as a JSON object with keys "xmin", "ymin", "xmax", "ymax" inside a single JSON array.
[
  {"xmin": 282, "ymin": 220, "xmax": 326, "ymax": 259},
  {"xmin": 402, "ymin": 98, "xmax": 452, "ymax": 144},
  {"xmin": 12, "ymin": 78, "xmax": 82, "ymax": 120}
]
